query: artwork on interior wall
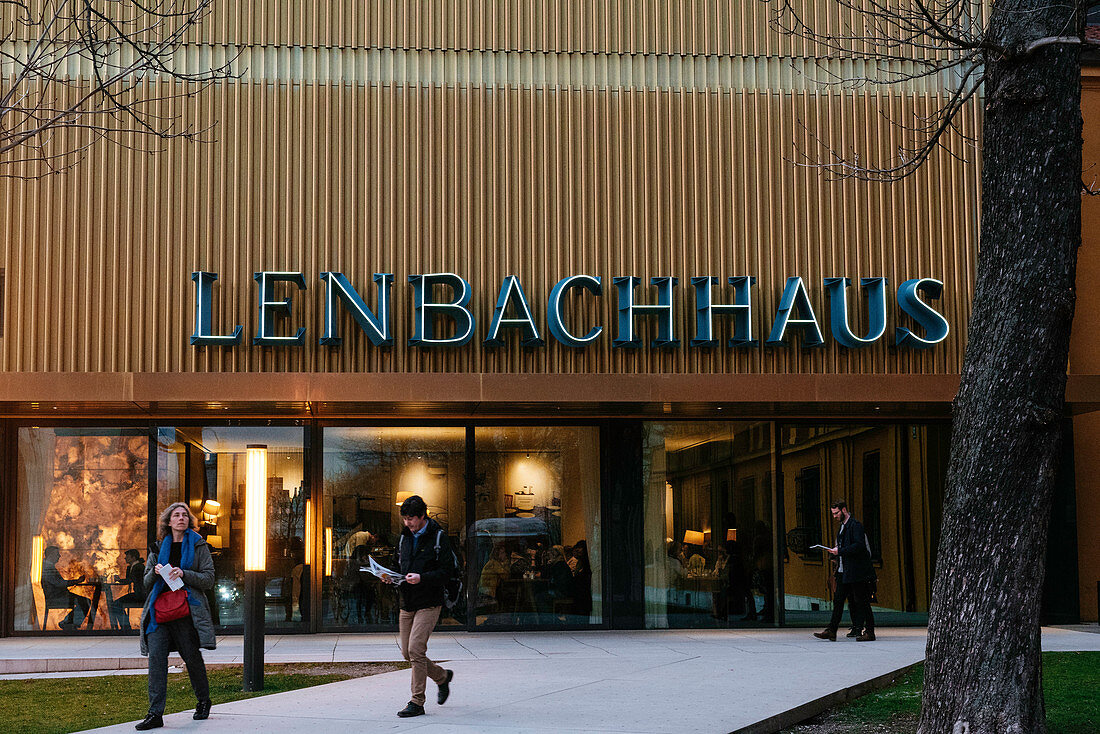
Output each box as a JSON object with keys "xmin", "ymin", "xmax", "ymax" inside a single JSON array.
[{"xmin": 504, "ymin": 494, "xmax": 514, "ymax": 509}]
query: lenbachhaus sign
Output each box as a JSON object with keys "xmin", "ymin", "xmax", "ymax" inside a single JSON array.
[{"xmin": 190, "ymin": 271, "xmax": 949, "ymax": 350}]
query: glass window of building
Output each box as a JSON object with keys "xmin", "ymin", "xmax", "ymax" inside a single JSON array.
[
  {"xmin": 779, "ymin": 424, "xmax": 948, "ymax": 628},
  {"xmin": 473, "ymin": 427, "xmax": 602, "ymax": 628},
  {"xmin": 157, "ymin": 426, "xmax": 307, "ymax": 630},
  {"xmin": 15, "ymin": 427, "xmax": 150, "ymax": 632},
  {"xmin": 642, "ymin": 422, "xmax": 774, "ymax": 629},
  {"xmin": 321, "ymin": 427, "xmax": 466, "ymax": 629}
]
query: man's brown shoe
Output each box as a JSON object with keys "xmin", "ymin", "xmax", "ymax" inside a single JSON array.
[
  {"xmin": 856, "ymin": 632, "xmax": 876, "ymax": 642},
  {"xmin": 813, "ymin": 630, "xmax": 836, "ymax": 641}
]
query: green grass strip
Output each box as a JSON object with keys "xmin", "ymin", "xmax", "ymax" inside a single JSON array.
[
  {"xmin": 0, "ymin": 663, "xmax": 405, "ymax": 734},
  {"xmin": 833, "ymin": 651, "xmax": 1100, "ymax": 732}
]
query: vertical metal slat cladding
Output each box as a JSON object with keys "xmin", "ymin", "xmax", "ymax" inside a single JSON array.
[{"xmin": 0, "ymin": 4, "xmax": 978, "ymax": 376}]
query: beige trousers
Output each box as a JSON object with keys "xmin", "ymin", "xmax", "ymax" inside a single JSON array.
[{"xmin": 398, "ymin": 606, "xmax": 446, "ymax": 705}]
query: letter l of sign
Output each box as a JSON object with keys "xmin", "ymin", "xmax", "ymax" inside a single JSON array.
[{"xmin": 190, "ymin": 271, "xmax": 243, "ymax": 346}]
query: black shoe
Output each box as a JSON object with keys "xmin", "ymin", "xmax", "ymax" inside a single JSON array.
[
  {"xmin": 194, "ymin": 699, "xmax": 212, "ymax": 720},
  {"xmin": 397, "ymin": 702, "xmax": 425, "ymax": 718},
  {"xmin": 845, "ymin": 628, "xmax": 860, "ymax": 638},
  {"xmin": 857, "ymin": 631, "xmax": 877, "ymax": 642},
  {"xmin": 135, "ymin": 714, "xmax": 164, "ymax": 730},
  {"xmin": 437, "ymin": 669, "xmax": 454, "ymax": 705},
  {"xmin": 813, "ymin": 629, "xmax": 837, "ymax": 641}
]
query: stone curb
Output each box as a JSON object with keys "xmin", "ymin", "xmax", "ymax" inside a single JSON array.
[
  {"xmin": 0, "ymin": 656, "xmax": 182, "ymax": 674},
  {"xmin": 729, "ymin": 660, "xmax": 922, "ymax": 734}
]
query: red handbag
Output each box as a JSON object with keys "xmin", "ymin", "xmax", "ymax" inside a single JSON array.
[{"xmin": 154, "ymin": 588, "xmax": 191, "ymax": 623}]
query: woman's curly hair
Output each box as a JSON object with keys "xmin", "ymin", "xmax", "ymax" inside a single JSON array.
[{"xmin": 157, "ymin": 502, "xmax": 198, "ymax": 541}]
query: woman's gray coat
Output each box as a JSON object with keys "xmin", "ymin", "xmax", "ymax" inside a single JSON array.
[{"xmin": 139, "ymin": 537, "xmax": 217, "ymax": 655}]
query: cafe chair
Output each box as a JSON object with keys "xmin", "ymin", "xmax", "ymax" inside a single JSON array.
[{"xmin": 41, "ymin": 597, "xmax": 86, "ymax": 631}]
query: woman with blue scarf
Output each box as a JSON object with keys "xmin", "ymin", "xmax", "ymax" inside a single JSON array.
[{"xmin": 136, "ymin": 502, "xmax": 216, "ymax": 730}]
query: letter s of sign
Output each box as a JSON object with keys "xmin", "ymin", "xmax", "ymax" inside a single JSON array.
[{"xmin": 895, "ymin": 278, "xmax": 949, "ymax": 348}]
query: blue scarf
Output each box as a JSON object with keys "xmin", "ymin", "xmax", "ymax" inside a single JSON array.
[{"xmin": 144, "ymin": 529, "xmax": 202, "ymax": 637}]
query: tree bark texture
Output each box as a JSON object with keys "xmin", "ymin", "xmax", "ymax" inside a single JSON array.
[{"xmin": 918, "ymin": 4, "xmax": 1083, "ymax": 734}]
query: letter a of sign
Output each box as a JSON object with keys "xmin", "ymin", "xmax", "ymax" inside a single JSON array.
[{"xmin": 766, "ymin": 277, "xmax": 825, "ymax": 347}]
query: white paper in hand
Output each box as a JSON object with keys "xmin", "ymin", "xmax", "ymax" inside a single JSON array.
[
  {"xmin": 158, "ymin": 565, "xmax": 185, "ymax": 591},
  {"xmin": 809, "ymin": 544, "xmax": 830, "ymax": 551},
  {"xmin": 363, "ymin": 555, "xmax": 404, "ymax": 584}
]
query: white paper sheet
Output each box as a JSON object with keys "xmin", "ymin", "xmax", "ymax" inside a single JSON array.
[
  {"xmin": 158, "ymin": 565, "xmax": 185, "ymax": 591},
  {"xmin": 362, "ymin": 555, "xmax": 405, "ymax": 584}
]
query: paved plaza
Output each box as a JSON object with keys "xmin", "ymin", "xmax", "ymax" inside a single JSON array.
[{"xmin": 1, "ymin": 627, "xmax": 1098, "ymax": 733}]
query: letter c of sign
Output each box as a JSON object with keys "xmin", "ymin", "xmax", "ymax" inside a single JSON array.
[{"xmin": 547, "ymin": 275, "xmax": 603, "ymax": 347}]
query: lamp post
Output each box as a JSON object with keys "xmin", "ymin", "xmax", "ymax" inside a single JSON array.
[{"xmin": 243, "ymin": 444, "xmax": 267, "ymax": 692}]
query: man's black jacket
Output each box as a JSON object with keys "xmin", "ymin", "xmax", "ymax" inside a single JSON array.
[
  {"xmin": 836, "ymin": 516, "xmax": 875, "ymax": 583},
  {"xmin": 396, "ymin": 517, "xmax": 456, "ymax": 612}
]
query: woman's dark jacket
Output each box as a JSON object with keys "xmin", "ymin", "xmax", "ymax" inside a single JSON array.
[
  {"xmin": 396, "ymin": 517, "xmax": 455, "ymax": 612},
  {"xmin": 138, "ymin": 537, "xmax": 217, "ymax": 655}
]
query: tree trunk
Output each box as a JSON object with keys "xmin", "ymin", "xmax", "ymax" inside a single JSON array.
[{"xmin": 918, "ymin": 4, "xmax": 1083, "ymax": 734}]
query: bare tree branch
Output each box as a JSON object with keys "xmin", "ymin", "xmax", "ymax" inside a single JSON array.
[{"xmin": 0, "ymin": 0, "xmax": 236, "ymax": 177}]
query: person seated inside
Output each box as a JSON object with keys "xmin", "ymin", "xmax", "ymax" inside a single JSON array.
[
  {"xmin": 685, "ymin": 549, "xmax": 707, "ymax": 575},
  {"xmin": 543, "ymin": 545, "xmax": 573, "ymax": 606},
  {"xmin": 41, "ymin": 545, "xmax": 90, "ymax": 630},
  {"xmin": 477, "ymin": 544, "xmax": 509, "ymax": 612},
  {"xmin": 109, "ymin": 549, "xmax": 146, "ymax": 631},
  {"xmin": 509, "ymin": 542, "xmax": 532, "ymax": 579},
  {"xmin": 569, "ymin": 540, "xmax": 593, "ymax": 618}
]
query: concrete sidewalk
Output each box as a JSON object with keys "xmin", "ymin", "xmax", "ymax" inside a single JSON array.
[{"xmin": 1, "ymin": 627, "xmax": 1097, "ymax": 734}]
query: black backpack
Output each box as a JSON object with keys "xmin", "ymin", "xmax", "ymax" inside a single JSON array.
[{"xmin": 434, "ymin": 529, "xmax": 465, "ymax": 613}]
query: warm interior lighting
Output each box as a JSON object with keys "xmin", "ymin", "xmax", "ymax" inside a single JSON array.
[
  {"xmin": 304, "ymin": 500, "xmax": 313, "ymax": 566},
  {"xmin": 202, "ymin": 499, "xmax": 221, "ymax": 516},
  {"xmin": 31, "ymin": 536, "xmax": 44, "ymax": 584},
  {"xmin": 324, "ymin": 526, "xmax": 333, "ymax": 576},
  {"xmin": 395, "ymin": 490, "xmax": 413, "ymax": 507},
  {"xmin": 683, "ymin": 530, "xmax": 705, "ymax": 546},
  {"xmin": 244, "ymin": 445, "xmax": 268, "ymax": 572},
  {"xmin": 206, "ymin": 535, "xmax": 223, "ymax": 549},
  {"xmin": 727, "ymin": 528, "xmax": 737, "ymax": 542}
]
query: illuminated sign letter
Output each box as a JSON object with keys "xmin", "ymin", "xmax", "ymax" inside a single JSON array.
[
  {"xmin": 766, "ymin": 277, "xmax": 824, "ymax": 347},
  {"xmin": 318, "ymin": 272, "xmax": 394, "ymax": 346},
  {"xmin": 484, "ymin": 276, "xmax": 544, "ymax": 347},
  {"xmin": 547, "ymin": 275, "xmax": 603, "ymax": 347},
  {"xmin": 824, "ymin": 277, "xmax": 888, "ymax": 348},
  {"xmin": 191, "ymin": 271, "xmax": 243, "ymax": 346},
  {"xmin": 895, "ymin": 278, "xmax": 949, "ymax": 348},
  {"xmin": 690, "ymin": 276, "xmax": 757, "ymax": 347},
  {"xmin": 613, "ymin": 276, "xmax": 679, "ymax": 348},
  {"xmin": 253, "ymin": 271, "xmax": 307, "ymax": 346},
  {"xmin": 408, "ymin": 273, "xmax": 475, "ymax": 346}
]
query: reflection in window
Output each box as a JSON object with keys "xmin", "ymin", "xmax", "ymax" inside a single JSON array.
[
  {"xmin": 780, "ymin": 424, "xmax": 946, "ymax": 627},
  {"xmin": 862, "ymin": 451, "xmax": 882, "ymax": 562},
  {"xmin": 157, "ymin": 427, "xmax": 307, "ymax": 630},
  {"xmin": 15, "ymin": 428, "xmax": 149, "ymax": 632},
  {"xmin": 321, "ymin": 427, "xmax": 466, "ymax": 629},
  {"xmin": 473, "ymin": 427, "xmax": 602, "ymax": 628},
  {"xmin": 642, "ymin": 422, "xmax": 773, "ymax": 629},
  {"xmin": 793, "ymin": 466, "xmax": 822, "ymax": 560}
]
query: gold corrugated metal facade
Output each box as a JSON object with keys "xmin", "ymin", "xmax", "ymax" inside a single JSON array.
[{"xmin": 0, "ymin": 2, "xmax": 980, "ymax": 377}]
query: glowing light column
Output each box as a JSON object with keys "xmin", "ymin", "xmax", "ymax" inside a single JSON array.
[{"xmin": 243, "ymin": 444, "xmax": 267, "ymax": 691}]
